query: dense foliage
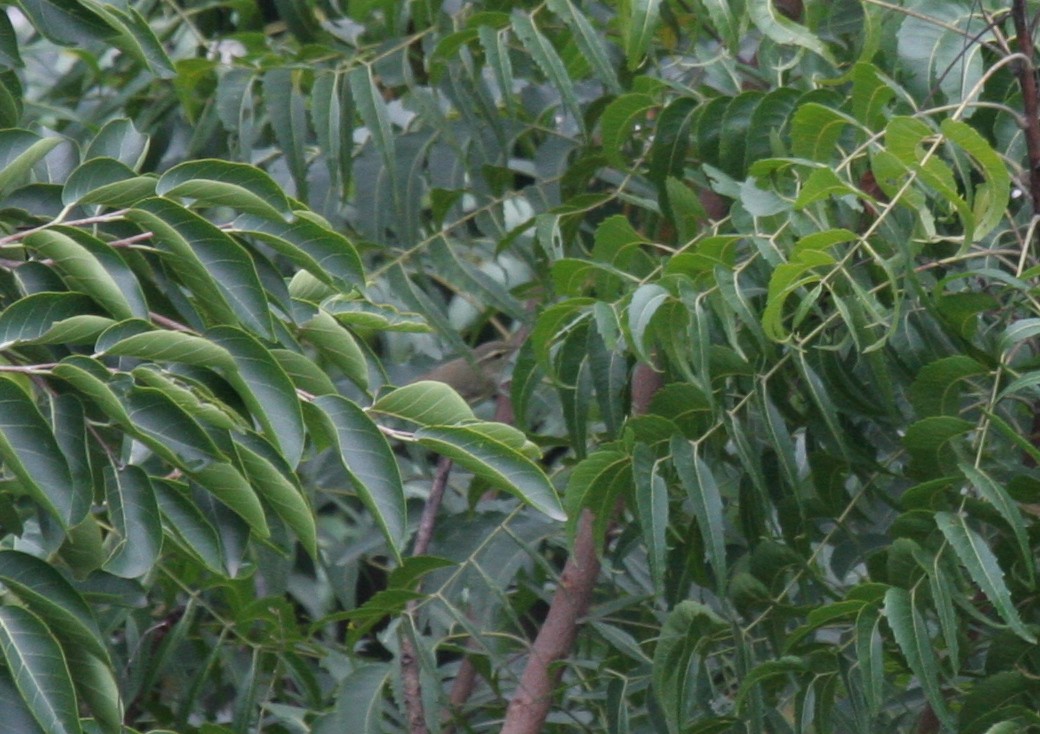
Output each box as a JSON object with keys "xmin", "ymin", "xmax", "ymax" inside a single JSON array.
[{"xmin": 0, "ymin": 0, "xmax": 1038, "ymax": 732}]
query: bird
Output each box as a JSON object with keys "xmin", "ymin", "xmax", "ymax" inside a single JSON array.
[{"xmin": 415, "ymin": 338, "xmax": 517, "ymax": 402}]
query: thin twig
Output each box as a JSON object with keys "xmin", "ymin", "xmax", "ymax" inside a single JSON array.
[{"xmin": 400, "ymin": 457, "xmax": 454, "ymax": 734}]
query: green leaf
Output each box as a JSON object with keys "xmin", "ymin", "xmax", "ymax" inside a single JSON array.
[
  {"xmin": 0, "ymin": 292, "xmax": 100, "ymax": 349},
  {"xmin": 233, "ymin": 432, "xmax": 316, "ymax": 558},
  {"xmin": 511, "ymin": 9, "xmax": 583, "ymax": 128},
  {"xmin": 903, "ymin": 416, "xmax": 973, "ymax": 479},
  {"xmin": 313, "ymin": 395, "xmax": 407, "ymax": 560},
  {"xmin": 790, "ymin": 103, "xmax": 852, "ymax": 162},
  {"xmin": 621, "ymin": 0, "xmax": 662, "ymax": 70},
  {"xmin": 84, "ymin": 118, "xmax": 149, "ymax": 168},
  {"xmin": 348, "ymin": 65, "xmax": 396, "ymax": 201},
  {"xmin": 100, "ymin": 328, "xmax": 235, "ymax": 370},
  {"xmin": 153, "ymin": 480, "xmax": 225, "ymax": 574},
  {"xmin": 13, "ymin": 0, "xmax": 116, "ymax": 45},
  {"xmin": 0, "ymin": 605, "xmax": 80, "ymax": 734},
  {"xmin": 311, "ymin": 664, "xmax": 388, "ymax": 734},
  {"xmin": 0, "ymin": 11, "xmax": 23, "ymax": 68},
  {"xmin": 25, "ymin": 229, "xmax": 147, "ymax": 320},
  {"xmin": 959, "ymin": 463, "xmax": 1034, "ymax": 586},
  {"xmin": 263, "ymin": 68, "xmax": 308, "ymax": 199},
  {"xmin": 208, "ymin": 326, "xmax": 306, "ymax": 468},
  {"xmin": 0, "ymin": 129, "xmax": 61, "ymax": 196},
  {"xmin": 127, "ymin": 198, "xmax": 274, "ymax": 338},
  {"xmin": 0, "ymin": 551, "xmax": 107, "ymax": 661},
  {"xmin": 118, "ymin": 385, "xmax": 223, "ymax": 470},
  {"xmin": 62, "ymin": 158, "xmax": 156, "ymax": 208},
  {"xmin": 415, "ymin": 423, "xmax": 565, "ymax": 521},
  {"xmin": 627, "ymin": 283, "xmax": 670, "ymax": 362},
  {"xmin": 601, "ymin": 93, "xmax": 656, "ymax": 169},
  {"xmin": 910, "ymin": 356, "xmax": 988, "ymax": 417},
  {"xmin": 370, "ymin": 381, "xmax": 476, "ymax": 426},
  {"xmin": 62, "ymin": 647, "xmax": 121, "ymax": 734},
  {"xmin": 652, "ymin": 601, "xmax": 727, "ymax": 734},
  {"xmin": 235, "ymin": 210, "xmax": 365, "ymax": 291},
  {"xmin": 564, "ymin": 449, "xmax": 631, "ymax": 543},
  {"xmin": 157, "ymin": 159, "xmax": 294, "ymax": 220},
  {"xmin": 299, "ymin": 307, "xmax": 370, "ymax": 391},
  {"xmin": 935, "ymin": 511, "xmax": 1035, "ymax": 641},
  {"xmin": 940, "ymin": 118, "xmax": 1010, "ymax": 240},
  {"xmin": 633, "ymin": 443, "xmax": 668, "ymax": 595},
  {"xmin": 189, "ymin": 460, "xmax": 270, "ymax": 539},
  {"xmin": 0, "ymin": 665, "xmax": 45, "ymax": 734},
  {"xmin": 672, "ymin": 436, "xmax": 727, "ymax": 591},
  {"xmin": 0, "ymin": 379, "xmax": 76, "ymax": 527},
  {"xmin": 102, "ymin": 465, "xmax": 161, "ymax": 579},
  {"xmin": 748, "ymin": 0, "xmax": 835, "ymax": 64},
  {"xmin": 546, "ymin": 0, "xmax": 621, "ymax": 93},
  {"xmin": 883, "ymin": 586, "xmax": 953, "ymax": 730}
]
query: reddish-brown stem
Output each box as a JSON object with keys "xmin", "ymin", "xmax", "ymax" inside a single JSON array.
[
  {"xmin": 1012, "ymin": 0, "xmax": 1040, "ymax": 216},
  {"xmin": 498, "ymin": 362, "xmax": 663, "ymax": 734},
  {"xmin": 400, "ymin": 457, "xmax": 454, "ymax": 734}
]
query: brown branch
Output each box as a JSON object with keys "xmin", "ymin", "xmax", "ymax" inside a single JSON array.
[
  {"xmin": 499, "ymin": 362, "xmax": 664, "ymax": 734},
  {"xmin": 1012, "ymin": 0, "xmax": 1040, "ymax": 216},
  {"xmin": 400, "ymin": 457, "xmax": 454, "ymax": 734}
]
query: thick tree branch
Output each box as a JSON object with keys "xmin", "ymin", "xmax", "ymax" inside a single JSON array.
[
  {"xmin": 499, "ymin": 362, "xmax": 664, "ymax": 734},
  {"xmin": 1012, "ymin": 0, "xmax": 1040, "ymax": 216}
]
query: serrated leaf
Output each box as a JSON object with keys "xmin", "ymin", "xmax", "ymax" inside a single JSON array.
[
  {"xmin": 633, "ymin": 443, "xmax": 668, "ymax": 595},
  {"xmin": 511, "ymin": 9, "xmax": 583, "ymax": 128},
  {"xmin": 672, "ymin": 436, "xmax": 726, "ymax": 591},
  {"xmin": 883, "ymin": 586, "xmax": 954, "ymax": 730},
  {"xmin": 748, "ymin": 0, "xmax": 835, "ymax": 63},
  {"xmin": 415, "ymin": 423, "xmax": 565, "ymax": 521},
  {"xmin": 621, "ymin": 0, "xmax": 662, "ymax": 70},
  {"xmin": 935, "ymin": 511, "xmax": 1035, "ymax": 641},
  {"xmin": 601, "ymin": 93, "xmax": 656, "ymax": 169},
  {"xmin": 311, "ymin": 664, "xmax": 388, "ymax": 734},
  {"xmin": 313, "ymin": 395, "xmax": 407, "ymax": 560},
  {"xmin": 370, "ymin": 381, "xmax": 475, "ymax": 426},
  {"xmin": 157, "ymin": 159, "xmax": 293, "ymax": 220},
  {"xmin": 0, "ymin": 605, "xmax": 80, "ymax": 734},
  {"xmin": 546, "ymin": 0, "xmax": 621, "ymax": 93},
  {"xmin": 102, "ymin": 465, "xmax": 161, "ymax": 579}
]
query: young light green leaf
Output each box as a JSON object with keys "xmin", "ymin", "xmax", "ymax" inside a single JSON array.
[
  {"xmin": 102, "ymin": 465, "xmax": 162, "ymax": 579},
  {"xmin": 935, "ymin": 511, "xmax": 1035, "ymax": 641},
  {"xmin": 370, "ymin": 381, "xmax": 475, "ymax": 426},
  {"xmin": 0, "ymin": 605, "xmax": 81, "ymax": 734},
  {"xmin": 313, "ymin": 395, "xmax": 407, "ymax": 560},
  {"xmin": 415, "ymin": 423, "xmax": 565, "ymax": 521}
]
